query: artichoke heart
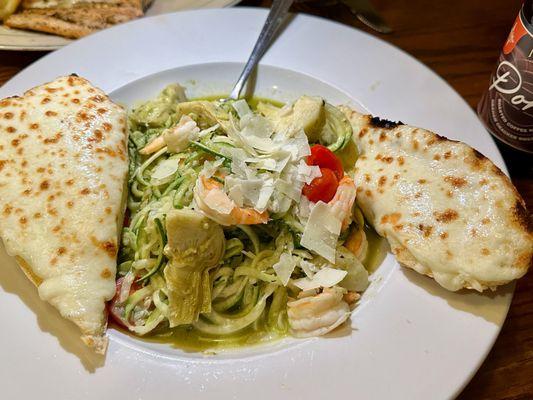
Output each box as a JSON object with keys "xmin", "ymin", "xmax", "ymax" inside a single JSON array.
[
  {"xmin": 164, "ymin": 209, "xmax": 225, "ymax": 327},
  {"xmin": 176, "ymin": 100, "xmax": 231, "ymax": 131}
]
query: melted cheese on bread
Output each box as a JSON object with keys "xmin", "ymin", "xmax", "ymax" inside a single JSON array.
[
  {"xmin": 342, "ymin": 108, "xmax": 532, "ymax": 291},
  {"xmin": 0, "ymin": 75, "xmax": 128, "ymax": 352}
]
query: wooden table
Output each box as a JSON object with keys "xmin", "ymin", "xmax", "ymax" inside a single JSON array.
[{"xmin": 0, "ymin": 0, "xmax": 531, "ymax": 398}]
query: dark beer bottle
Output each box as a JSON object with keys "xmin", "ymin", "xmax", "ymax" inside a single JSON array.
[{"xmin": 477, "ymin": 1, "xmax": 533, "ymax": 176}]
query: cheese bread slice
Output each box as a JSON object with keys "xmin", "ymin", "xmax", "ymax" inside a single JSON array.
[
  {"xmin": 342, "ymin": 107, "xmax": 532, "ymax": 292},
  {"xmin": 0, "ymin": 75, "xmax": 128, "ymax": 352}
]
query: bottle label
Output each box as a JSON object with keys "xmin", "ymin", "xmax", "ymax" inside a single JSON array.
[{"xmin": 477, "ymin": 8, "xmax": 533, "ymax": 153}]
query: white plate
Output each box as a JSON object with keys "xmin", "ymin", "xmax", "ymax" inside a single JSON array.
[
  {"xmin": 0, "ymin": 8, "xmax": 513, "ymax": 400},
  {"xmin": 0, "ymin": 0, "xmax": 240, "ymax": 51}
]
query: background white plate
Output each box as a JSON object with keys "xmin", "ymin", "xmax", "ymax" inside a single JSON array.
[
  {"xmin": 0, "ymin": 8, "xmax": 514, "ymax": 400},
  {"xmin": 0, "ymin": 0, "xmax": 241, "ymax": 51}
]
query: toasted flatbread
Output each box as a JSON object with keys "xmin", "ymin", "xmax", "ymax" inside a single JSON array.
[
  {"xmin": 5, "ymin": 1, "xmax": 143, "ymax": 38},
  {"xmin": 0, "ymin": 75, "xmax": 128, "ymax": 352},
  {"xmin": 341, "ymin": 107, "xmax": 532, "ymax": 292}
]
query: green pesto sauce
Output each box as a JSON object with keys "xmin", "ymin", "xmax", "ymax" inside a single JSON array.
[
  {"xmin": 113, "ymin": 228, "xmax": 384, "ymax": 352},
  {"xmin": 117, "ymin": 95, "xmax": 385, "ymax": 352},
  {"xmin": 190, "ymin": 95, "xmax": 285, "ymax": 109}
]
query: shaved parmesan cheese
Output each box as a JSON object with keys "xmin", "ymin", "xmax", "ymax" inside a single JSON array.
[
  {"xmin": 276, "ymin": 179, "xmax": 303, "ymax": 202},
  {"xmin": 300, "ymin": 259, "xmax": 319, "ymax": 278},
  {"xmin": 293, "ymin": 267, "xmax": 347, "ymax": 291},
  {"xmin": 281, "ymin": 129, "xmax": 311, "ymax": 160},
  {"xmin": 297, "ymin": 160, "xmax": 322, "ymax": 184},
  {"xmin": 225, "ymin": 176, "xmax": 274, "ymax": 212},
  {"xmin": 301, "ymin": 201, "xmax": 342, "ymax": 262},
  {"xmin": 232, "ymin": 99, "xmax": 252, "ymax": 118},
  {"xmin": 151, "ymin": 158, "xmax": 180, "ymax": 184},
  {"xmin": 200, "ymin": 158, "xmax": 224, "ymax": 178},
  {"xmin": 198, "ymin": 124, "xmax": 220, "ymax": 138},
  {"xmin": 273, "ymin": 252, "xmax": 297, "ymax": 286}
]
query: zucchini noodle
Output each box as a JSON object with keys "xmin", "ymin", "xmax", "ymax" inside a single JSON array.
[{"xmin": 114, "ymin": 84, "xmax": 381, "ymax": 350}]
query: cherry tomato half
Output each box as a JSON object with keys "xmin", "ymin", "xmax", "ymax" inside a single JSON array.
[
  {"xmin": 306, "ymin": 144, "xmax": 344, "ymax": 180},
  {"xmin": 302, "ymin": 167, "xmax": 339, "ymax": 203}
]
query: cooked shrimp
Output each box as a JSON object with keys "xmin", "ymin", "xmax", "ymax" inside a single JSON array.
[
  {"xmin": 194, "ymin": 175, "xmax": 269, "ymax": 226},
  {"xmin": 328, "ymin": 175, "xmax": 357, "ymax": 230},
  {"xmin": 344, "ymin": 228, "xmax": 368, "ymax": 261},
  {"xmin": 140, "ymin": 115, "xmax": 199, "ymax": 155},
  {"xmin": 287, "ymin": 287, "xmax": 350, "ymax": 337}
]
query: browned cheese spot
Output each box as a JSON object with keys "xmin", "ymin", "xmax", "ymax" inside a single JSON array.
[
  {"xmin": 382, "ymin": 156, "xmax": 394, "ymax": 163},
  {"xmin": 393, "ymin": 224, "xmax": 404, "ymax": 231},
  {"xmin": 365, "ymin": 190, "xmax": 373, "ymax": 198},
  {"xmin": 80, "ymin": 188, "xmax": 90, "ymax": 195},
  {"xmin": 41, "ymin": 97, "xmax": 51, "ymax": 105},
  {"xmin": 379, "ymin": 132, "xmax": 387, "ymax": 142},
  {"xmin": 481, "ymin": 248, "xmax": 490, "ymax": 256},
  {"xmin": 57, "ymin": 247, "xmax": 67, "ymax": 255},
  {"xmin": 481, "ymin": 218, "xmax": 490, "ymax": 225},
  {"xmin": 44, "ymin": 132, "xmax": 62, "ymax": 144},
  {"xmin": 418, "ymin": 179, "xmax": 427, "ymax": 184},
  {"xmin": 11, "ymin": 139, "xmax": 19, "ymax": 147},
  {"xmin": 446, "ymin": 250, "xmax": 453, "ymax": 259},
  {"xmin": 358, "ymin": 128, "xmax": 368, "ymax": 138},
  {"xmin": 434, "ymin": 209, "xmax": 459, "ymax": 223},
  {"xmin": 19, "ymin": 216, "xmax": 27, "ymax": 225},
  {"xmin": 90, "ymin": 236, "xmax": 117, "ymax": 258},
  {"xmin": 45, "ymin": 110, "xmax": 58, "ymax": 117},
  {"xmin": 479, "ymin": 178, "xmax": 488, "ymax": 185},
  {"xmin": 33, "ymin": 212, "xmax": 42, "ymax": 219},
  {"xmin": 444, "ymin": 176, "xmax": 467, "ymax": 188},
  {"xmin": 105, "ymin": 207, "xmax": 112, "ymax": 215},
  {"xmin": 368, "ymin": 139, "xmax": 374, "ymax": 145},
  {"xmin": 71, "ymin": 98, "xmax": 80, "ymax": 104},
  {"xmin": 375, "ymin": 154, "xmax": 382, "ymax": 160},
  {"xmin": 65, "ymin": 179, "xmax": 74, "ymax": 186},
  {"xmin": 6, "ymin": 126, "xmax": 16, "ymax": 133},
  {"xmin": 66, "ymin": 200, "xmax": 74, "ymax": 208},
  {"xmin": 4, "ymin": 112, "xmax": 14, "ymax": 120},
  {"xmin": 381, "ymin": 212, "xmax": 402, "ymax": 225},
  {"xmin": 446, "ymin": 190, "xmax": 453, "ymax": 198},
  {"xmin": 378, "ymin": 176, "xmax": 387, "ymax": 187},
  {"xmin": 412, "ymin": 140, "xmax": 419, "ymax": 150},
  {"xmin": 418, "ymin": 224, "xmax": 433, "ymax": 238},
  {"xmin": 471, "ymin": 228, "xmax": 478, "ymax": 237},
  {"xmin": 433, "ymin": 154, "xmax": 441, "ymax": 161},
  {"xmin": 101, "ymin": 268, "xmax": 112, "ymax": 279},
  {"xmin": 444, "ymin": 151, "xmax": 452, "ymax": 159},
  {"xmin": 397, "ymin": 156, "xmax": 405, "ymax": 166},
  {"xmin": 29, "ymin": 123, "xmax": 39, "ymax": 130},
  {"xmin": 40, "ymin": 180, "xmax": 50, "ymax": 190},
  {"xmin": 22, "ymin": 189, "xmax": 31, "ymax": 196},
  {"xmin": 52, "ymin": 225, "xmax": 61, "ymax": 233},
  {"xmin": 364, "ymin": 174, "xmax": 371, "ymax": 183},
  {"xmin": 415, "ymin": 192, "xmax": 422, "ymax": 199}
]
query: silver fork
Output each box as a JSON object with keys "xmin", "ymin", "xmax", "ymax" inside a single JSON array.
[{"xmin": 224, "ymin": 0, "xmax": 294, "ymax": 102}]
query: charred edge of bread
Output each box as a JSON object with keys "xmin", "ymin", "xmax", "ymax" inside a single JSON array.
[{"xmin": 369, "ymin": 116, "xmax": 403, "ymax": 129}]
